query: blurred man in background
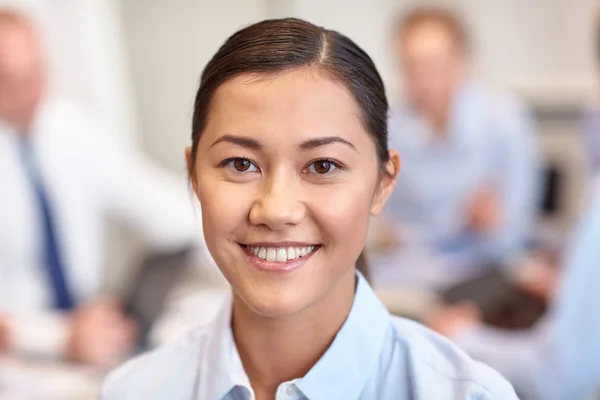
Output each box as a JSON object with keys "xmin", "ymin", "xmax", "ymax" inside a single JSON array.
[
  {"xmin": 370, "ymin": 8, "xmax": 542, "ymax": 291},
  {"xmin": 0, "ymin": 9, "xmax": 201, "ymax": 367}
]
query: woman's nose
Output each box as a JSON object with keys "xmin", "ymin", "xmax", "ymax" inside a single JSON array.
[{"xmin": 248, "ymin": 174, "xmax": 305, "ymax": 231}]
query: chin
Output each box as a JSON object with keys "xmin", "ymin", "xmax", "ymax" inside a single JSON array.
[{"xmin": 235, "ymin": 283, "xmax": 316, "ymax": 319}]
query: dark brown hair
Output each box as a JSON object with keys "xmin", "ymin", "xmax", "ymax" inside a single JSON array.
[
  {"xmin": 396, "ymin": 8, "xmax": 469, "ymax": 53},
  {"xmin": 189, "ymin": 18, "xmax": 389, "ymax": 171}
]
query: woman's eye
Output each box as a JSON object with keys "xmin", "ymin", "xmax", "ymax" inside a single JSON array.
[
  {"xmin": 307, "ymin": 159, "xmax": 337, "ymax": 174},
  {"xmin": 225, "ymin": 158, "xmax": 258, "ymax": 172}
]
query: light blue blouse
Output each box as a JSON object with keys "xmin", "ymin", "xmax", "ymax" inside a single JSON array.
[{"xmin": 102, "ymin": 273, "xmax": 516, "ymax": 399}]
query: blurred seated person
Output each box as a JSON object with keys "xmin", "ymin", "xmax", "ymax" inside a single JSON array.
[
  {"xmin": 370, "ymin": 8, "xmax": 541, "ymax": 291},
  {"xmin": 0, "ymin": 10, "xmax": 202, "ymax": 367},
  {"xmin": 427, "ymin": 177, "xmax": 600, "ymax": 400}
]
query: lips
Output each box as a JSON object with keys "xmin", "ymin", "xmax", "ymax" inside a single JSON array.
[
  {"xmin": 238, "ymin": 243, "xmax": 320, "ymax": 273},
  {"xmin": 244, "ymin": 244, "xmax": 317, "ymax": 262}
]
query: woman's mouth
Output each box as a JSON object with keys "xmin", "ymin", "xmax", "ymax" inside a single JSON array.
[{"xmin": 238, "ymin": 243, "xmax": 320, "ymax": 272}]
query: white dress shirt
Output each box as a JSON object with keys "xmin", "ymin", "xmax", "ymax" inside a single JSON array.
[{"xmin": 0, "ymin": 97, "xmax": 204, "ymax": 357}]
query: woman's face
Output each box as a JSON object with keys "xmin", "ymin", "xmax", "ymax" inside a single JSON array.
[{"xmin": 188, "ymin": 68, "xmax": 398, "ymax": 318}]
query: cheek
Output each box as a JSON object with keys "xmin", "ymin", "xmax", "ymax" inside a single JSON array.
[
  {"xmin": 196, "ymin": 172, "xmax": 252, "ymax": 252},
  {"xmin": 310, "ymin": 182, "xmax": 373, "ymax": 256}
]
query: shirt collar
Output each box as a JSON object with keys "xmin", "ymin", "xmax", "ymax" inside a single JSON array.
[
  {"xmin": 200, "ymin": 272, "xmax": 391, "ymax": 400},
  {"xmin": 296, "ymin": 272, "xmax": 390, "ymax": 400},
  {"xmin": 202, "ymin": 294, "xmax": 252, "ymax": 399}
]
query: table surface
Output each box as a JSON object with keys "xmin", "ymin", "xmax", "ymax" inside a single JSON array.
[{"xmin": 0, "ymin": 356, "xmax": 105, "ymax": 400}]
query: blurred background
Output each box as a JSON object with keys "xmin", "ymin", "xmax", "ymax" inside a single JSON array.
[
  {"xmin": 9, "ymin": 0, "xmax": 598, "ymax": 221},
  {"xmin": 1, "ymin": 0, "xmax": 600, "ymax": 399},
  {"xmin": 12, "ymin": 0, "xmax": 598, "ymax": 176}
]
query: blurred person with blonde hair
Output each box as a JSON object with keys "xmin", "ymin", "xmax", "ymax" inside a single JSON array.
[
  {"xmin": 0, "ymin": 9, "xmax": 203, "ymax": 366},
  {"xmin": 371, "ymin": 7, "xmax": 542, "ymax": 290}
]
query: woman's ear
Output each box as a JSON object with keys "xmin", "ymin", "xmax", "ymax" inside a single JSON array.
[
  {"xmin": 185, "ymin": 146, "xmax": 199, "ymax": 194},
  {"xmin": 370, "ymin": 149, "xmax": 400, "ymax": 216}
]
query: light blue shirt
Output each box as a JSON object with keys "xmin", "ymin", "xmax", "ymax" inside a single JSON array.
[
  {"xmin": 583, "ymin": 108, "xmax": 600, "ymax": 173},
  {"xmin": 372, "ymin": 82, "xmax": 541, "ymax": 290},
  {"xmin": 102, "ymin": 272, "xmax": 517, "ymax": 399},
  {"xmin": 454, "ymin": 184, "xmax": 600, "ymax": 400}
]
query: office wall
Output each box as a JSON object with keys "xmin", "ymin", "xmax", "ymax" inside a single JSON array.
[{"xmin": 119, "ymin": 0, "xmax": 268, "ymax": 174}]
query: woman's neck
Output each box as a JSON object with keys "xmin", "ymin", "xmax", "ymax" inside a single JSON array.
[{"xmin": 232, "ymin": 269, "xmax": 356, "ymax": 399}]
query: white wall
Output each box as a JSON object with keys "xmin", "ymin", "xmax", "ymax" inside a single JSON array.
[
  {"xmin": 119, "ymin": 0, "xmax": 268, "ymax": 173},
  {"xmin": 457, "ymin": 0, "xmax": 598, "ymax": 105}
]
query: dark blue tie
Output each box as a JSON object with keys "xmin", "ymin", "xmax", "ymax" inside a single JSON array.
[{"xmin": 18, "ymin": 137, "xmax": 75, "ymax": 310}]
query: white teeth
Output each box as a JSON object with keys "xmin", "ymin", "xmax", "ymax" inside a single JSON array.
[
  {"xmin": 276, "ymin": 248, "xmax": 287, "ymax": 262},
  {"xmin": 247, "ymin": 245, "xmax": 318, "ymax": 263},
  {"xmin": 266, "ymin": 248, "xmax": 277, "ymax": 262},
  {"xmin": 287, "ymin": 247, "xmax": 296, "ymax": 260}
]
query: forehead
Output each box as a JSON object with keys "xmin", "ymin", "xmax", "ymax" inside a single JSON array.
[
  {"xmin": 0, "ymin": 23, "xmax": 40, "ymax": 70},
  {"xmin": 203, "ymin": 68, "xmax": 366, "ymax": 141},
  {"xmin": 400, "ymin": 22, "xmax": 459, "ymax": 57}
]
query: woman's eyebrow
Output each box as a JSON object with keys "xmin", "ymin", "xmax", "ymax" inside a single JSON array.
[
  {"xmin": 209, "ymin": 134, "xmax": 357, "ymax": 153},
  {"xmin": 299, "ymin": 136, "xmax": 358, "ymax": 152},
  {"xmin": 210, "ymin": 134, "xmax": 262, "ymax": 150}
]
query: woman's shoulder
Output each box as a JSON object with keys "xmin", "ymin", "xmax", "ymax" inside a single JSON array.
[
  {"xmin": 384, "ymin": 315, "xmax": 517, "ymax": 399},
  {"xmin": 101, "ymin": 327, "xmax": 209, "ymax": 400}
]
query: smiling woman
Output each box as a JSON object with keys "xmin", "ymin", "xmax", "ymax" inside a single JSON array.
[
  {"xmin": 192, "ymin": 70, "xmax": 384, "ymax": 322},
  {"xmin": 101, "ymin": 18, "xmax": 517, "ymax": 400}
]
